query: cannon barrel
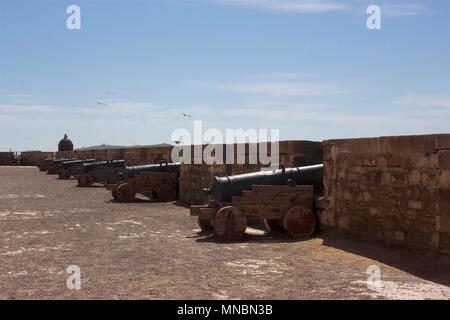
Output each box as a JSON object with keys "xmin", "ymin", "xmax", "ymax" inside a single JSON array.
[
  {"xmin": 120, "ymin": 161, "xmax": 180, "ymax": 180},
  {"xmin": 205, "ymin": 164, "xmax": 323, "ymax": 202},
  {"xmin": 51, "ymin": 158, "xmax": 72, "ymax": 164},
  {"xmin": 61, "ymin": 159, "xmax": 96, "ymax": 169},
  {"xmin": 82, "ymin": 160, "xmax": 126, "ymax": 172}
]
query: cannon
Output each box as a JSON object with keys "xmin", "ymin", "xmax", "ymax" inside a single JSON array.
[
  {"xmin": 108, "ymin": 161, "xmax": 180, "ymax": 203},
  {"xmin": 190, "ymin": 164, "xmax": 323, "ymax": 240},
  {"xmin": 38, "ymin": 158, "xmax": 53, "ymax": 171},
  {"xmin": 46, "ymin": 158, "xmax": 74, "ymax": 174},
  {"xmin": 58, "ymin": 159, "xmax": 96, "ymax": 180},
  {"xmin": 77, "ymin": 160, "xmax": 126, "ymax": 187}
]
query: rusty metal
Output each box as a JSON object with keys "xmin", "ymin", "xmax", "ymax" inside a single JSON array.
[
  {"xmin": 191, "ymin": 164, "xmax": 323, "ymax": 241},
  {"xmin": 203, "ymin": 164, "xmax": 323, "ymax": 202}
]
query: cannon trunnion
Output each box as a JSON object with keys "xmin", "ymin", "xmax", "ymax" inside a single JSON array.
[
  {"xmin": 108, "ymin": 161, "xmax": 180, "ymax": 203},
  {"xmin": 191, "ymin": 164, "xmax": 323, "ymax": 241}
]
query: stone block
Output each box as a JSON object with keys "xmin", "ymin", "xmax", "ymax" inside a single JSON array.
[
  {"xmin": 436, "ymin": 135, "xmax": 450, "ymax": 150},
  {"xmin": 408, "ymin": 200, "xmax": 423, "ymax": 210},
  {"xmin": 439, "ymin": 233, "xmax": 450, "ymax": 254},
  {"xmin": 408, "ymin": 170, "xmax": 422, "ymax": 185},
  {"xmin": 429, "ymin": 154, "xmax": 439, "ymax": 168},
  {"xmin": 338, "ymin": 217, "xmax": 350, "ymax": 230},
  {"xmin": 387, "ymin": 153, "xmax": 405, "ymax": 167},
  {"xmin": 380, "ymin": 172, "xmax": 391, "ymax": 186},
  {"xmin": 430, "ymin": 231, "xmax": 440, "ymax": 248},
  {"xmin": 439, "ymin": 170, "xmax": 450, "ymax": 189},
  {"xmin": 389, "ymin": 135, "xmax": 436, "ymax": 154},
  {"xmin": 369, "ymin": 207, "xmax": 379, "ymax": 217},
  {"xmin": 438, "ymin": 150, "xmax": 450, "ymax": 169},
  {"xmin": 437, "ymin": 216, "xmax": 450, "ymax": 233},
  {"xmin": 395, "ymin": 230, "xmax": 405, "ymax": 242},
  {"xmin": 318, "ymin": 210, "xmax": 335, "ymax": 226},
  {"xmin": 377, "ymin": 156, "xmax": 388, "ymax": 167}
]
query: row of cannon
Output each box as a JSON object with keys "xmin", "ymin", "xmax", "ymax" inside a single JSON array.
[
  {"xmin": 38, "ymin": 158, "xmax": 180, "ymax": 202},
  {"xmin": 37, "ymin": 158, "xmax": 324, "ymax": 241}
]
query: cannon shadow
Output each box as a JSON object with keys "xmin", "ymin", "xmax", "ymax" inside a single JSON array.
[
  {"xmin": 194, "ymin": 233, "xmax": 318, "ymax": 244},
  {"xmin": 192, "ymin": 221, "xmax": 320, "ymax": 245},
  {"xmin": 193, "ymin": 226, "xmax": 450, "ymax": 287}
]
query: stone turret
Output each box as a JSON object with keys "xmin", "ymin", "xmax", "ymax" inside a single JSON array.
[{"xmin": 58, "ymin": 134, "xmax": 74, "ymax": 151}]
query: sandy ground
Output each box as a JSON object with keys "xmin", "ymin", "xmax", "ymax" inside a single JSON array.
[{"xmin": 0, "ymin": 166, "xmax": 449, "ymax": 300}]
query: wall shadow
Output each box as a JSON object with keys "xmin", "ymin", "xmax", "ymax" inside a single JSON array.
[
  {"xmin": 320, "ymin": 233, "xmax": 450, "ymax": 287},
  {"xmin": 193, "ymin": 227, "xmax": 449, "ymax": 287}
]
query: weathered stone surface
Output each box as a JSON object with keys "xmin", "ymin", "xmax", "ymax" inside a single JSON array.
[
  {"xmin": 436, "ymin": 216, "xmax": 450, "ymax": 233},
  {"xmin": 438, "ymin": 170, "xmax": 450, "ymax": 188},
  {"xmin": 408, "ymin": 170, "xmax": 422, "ymax": 185},
  {"xmin": 21, "ymin": 151, "xmax": 55, "ymax": 166},
  {"xmin": 438, "ymin": 150, "xmax": 450, "ymax": 169},
  {"xmin": 436, "ymin": 134, "xmax": 450, "ymax": 150},
  {"xmin": 408, "ymin": 200, "xmax": 423, "ymax": 210},
  {"xmin": 322, "ymin": 133, "xmax": 450, "ymax": 255}
]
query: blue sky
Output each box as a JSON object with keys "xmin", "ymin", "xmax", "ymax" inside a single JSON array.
[{"xmin": 0, "ymin": 0, "xmax": 449, "ymax": 151}]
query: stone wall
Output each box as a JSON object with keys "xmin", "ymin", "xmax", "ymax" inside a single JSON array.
[
  {"xmin": 55, "ymin": 146, "xmax": 172, "ymax": 166},
  {"xmin": 20, "ymin": 151, "xmax": 55, "ymax": 166},
  {"xmin": 0, "ymin": 152, "xmax": 15, "ymax": 165},
  {"xmin": 179, "ymin": 140, "xmax": 323, "ymax": 204},
  {"xmin": 318, "ymin": 134, "xmax": 450, "ymax": 255},
  {"xmin": 21, "ymin": 146, "xmax": 172, "ymax": 167}
]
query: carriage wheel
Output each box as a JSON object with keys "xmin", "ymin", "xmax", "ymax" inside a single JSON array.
[
  {"xmin": 282, "ymin": 206, "xmax": 317, "ymax": 238},
  {"xmin": 264, "ymin": 219, "xmax": 286, "ymax": 233},
  {"xmin": 78, "ymin": 173, "xmax": 94, "ymax": 187},
  {"xmin": 116, "ymin": 183, "xmax": 136, "ymax": 203},
  {"xmin": 62, "ymin": 170, "xmax": 72, "ymax": 180},
  {"xmin": 213, "ymin": 206, "xmax": 247, "ymax": 241},
  {"xmin": 198, "ymin": 216, "xmax": 213, "ymax": 231},
  {"xmin": 111, "ymin": 185, "xmax": 119, "ymax": 199},
  {"xmin": 157, "ymin": 184, "xmax": 177, "ymax": 202}
]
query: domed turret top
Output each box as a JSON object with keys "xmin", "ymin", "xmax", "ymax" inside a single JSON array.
[{"xmin": 58, "ymin": 134, "xmax": 74, "ymax": 151}]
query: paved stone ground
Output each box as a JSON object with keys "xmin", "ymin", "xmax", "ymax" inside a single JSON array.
[{"xmin": 0, "ymin": 166, "xmax": 449, "ymax": 300}]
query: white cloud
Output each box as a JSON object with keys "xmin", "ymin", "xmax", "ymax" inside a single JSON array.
[
  {"xmin": 223, "ymin": 105, "xmax": 316, "ymax": 120},
  {"xmin": 196, "ymin": 0, "xmax": 429, "ymax": 16},
  {"xmin": 395, "ymin": 95, "xmax": 450, "ymax": 109},
  {"xmin": 242, "ymin": 72, "xmax": 319, "ymax": 80},
  {"xmin": 381, "ymin": 4, "xmax": 427, "ymax": 17},
  {"xmin": 191, "ymin": 80, "xmax": 347, "ymax": 96},
  {"xmin": 206, "ymin": 0, "xmax": 347, "ymax": 12}
]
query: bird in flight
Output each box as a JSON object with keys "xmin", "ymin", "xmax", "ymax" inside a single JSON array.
[
  {"xmin": 181, "ymin": 112, "xmax": 192, "ymax": 118},
  {"xmin": 96, "ymin": 101, "xmax": 107, "ymax": 106}
]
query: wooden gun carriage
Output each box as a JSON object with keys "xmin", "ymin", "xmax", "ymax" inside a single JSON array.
[
  {"xmin": 77, "ymin": 160, "xmax": 126, "ymax": 187},
  {"xmin": 108, "ymin": 161, "xmax": 180, "ymax": 203},
  {"xmin": 190, "ymin": 164, "xmax": 323, "ymax": 241}
]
